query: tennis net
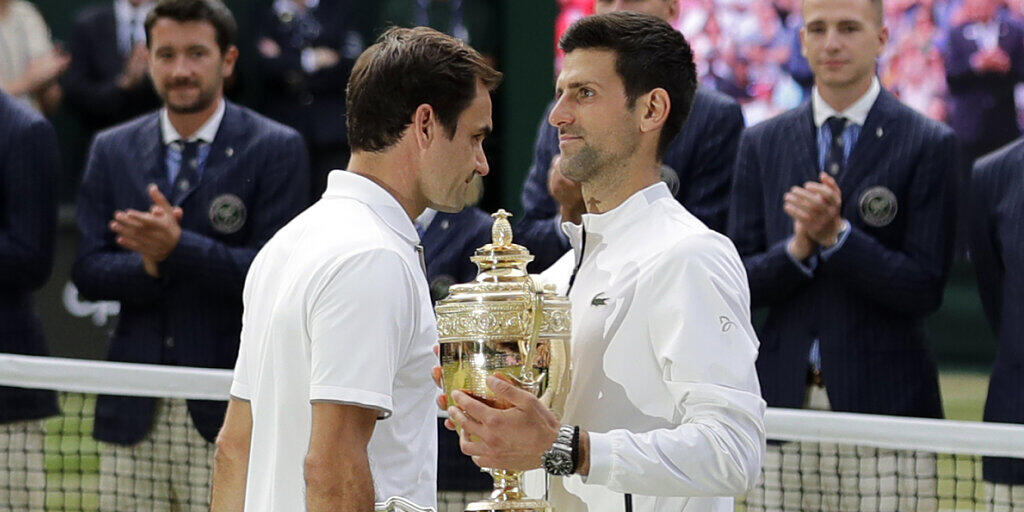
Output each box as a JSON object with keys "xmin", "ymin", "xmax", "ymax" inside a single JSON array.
[{"xmin": 2, "ymin": 354, "xmax": 1023, "ymax": 511}]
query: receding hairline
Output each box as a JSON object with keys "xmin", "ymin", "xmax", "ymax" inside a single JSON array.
[{"xmin": 802, "ymin": 0, "xmax": 884, "ymax": 26}]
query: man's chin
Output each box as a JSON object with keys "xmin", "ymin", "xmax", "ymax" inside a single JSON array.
[{"xmin": 166, "ymin": 99, "xmax": 213, "ymax": 114}]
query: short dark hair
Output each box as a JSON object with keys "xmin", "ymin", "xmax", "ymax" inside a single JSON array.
[
  {"xmin": 346, "ymin": 27, "xmax": 503, "ymax": 153},
  {"xmin": 145, "ymin": 0, "xmax": 237, "ymax": 54},
  {"xmin": 560, "ymin": 11, "xmax": 697, "ymax": 159}
]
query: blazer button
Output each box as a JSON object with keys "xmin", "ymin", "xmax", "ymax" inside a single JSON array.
[{"xmin": 165, "ymin": 336, "xmax": 175, "ymax": 348}]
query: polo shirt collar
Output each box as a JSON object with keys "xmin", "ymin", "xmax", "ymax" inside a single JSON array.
[
  {"xmin": 562, "ymin": 181, "xmax": 673, "ymax": 244},
  {"xmin": 323, "ymin": 170, "xmax": 419, "ymax": 246}
]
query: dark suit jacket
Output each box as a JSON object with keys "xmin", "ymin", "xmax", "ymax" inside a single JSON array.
[
  {"xmin": 256, "ymin": 1, "xmax": 371, "ymax": 147},
  {"xmin": 72, "ymin": 101, "xmax": 310, "ymax": 444},
  {"xmin": 944, "ymin": 19, "xmax": 1024, "ymax": 157},
  {"xmin": 419, "ymin": 206, "xmax": 493, "ymax": 491},
  {"xmin": 970, "ymin": 138, "xmax": 1024, "ymax": 483},
  {"xmin": 728, "ymin": 90, "xmax": 959, "ymax": 418},
  {"xmin": 516, "ymin": 87, "xmax": 744, "ymax": 271},
  {"xmin": 421, "ymin": 207, "xmax": 492, "ymax": 298},
  {"xmin": 0, "ymin": 92, "xmax": 59, "ymax": 424},
  {"xmin": 62, "ymin": 4, "xmax": 159, "ymax": 131}
]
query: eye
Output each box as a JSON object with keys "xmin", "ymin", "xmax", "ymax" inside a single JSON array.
[{"xmin": 578, "ymin": 88, "xmax": 594, "ymax": 99}]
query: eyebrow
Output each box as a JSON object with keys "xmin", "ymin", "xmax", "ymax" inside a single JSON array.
[{"xmin": 555, "ymin": 80, "xmax": 597, "ymax": 96}]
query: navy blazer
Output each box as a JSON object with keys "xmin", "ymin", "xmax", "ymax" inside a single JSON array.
[
  {"xmin": 256, "ymin": 0, "xmax": 371, "ymax": 147},
  {"xmin": 728, "ymin": 90, "xmax": 959, "ymax": 418},
  {"xmin": 969, "ymin": 138, "xmax": 1024, "ymax": 483},
  {"xmin": 0, "ymin": 92, "xmax": 59, "ymax": 424},
  {"xmin": 516, "ymin": 87, "xmax": 744, "ymax": 271},
  {"xmin": 62, "ymin": 4, "xmax": 159, "ymax": 130},
  {"xmin": 72, "ymin": 102, "xmax": 310, "ymax": 444},
  {"xmin": 421, "ymin": 207, "xmax": 492, "ymax": 300},
  {"xmin": 419, "ymin": 206, "xmax": 493, "ymax": 491},
  {"xmin": 944, "ymin": 20, "xmax": 1024, "ymax": 157}
]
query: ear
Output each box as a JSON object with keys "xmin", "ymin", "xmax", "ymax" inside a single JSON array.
[
  {"xmin": 412, "ymin": 104, "xmax": 436, "ymax": 151},
  {"xmin": 665, "ymin": 0, "xmax": 679, "ymax": 24},
  {"xmin": 222, "ymin": 45, "xmax": 239, "ymax": 77},
  {"xmin": 638, "ymin": 88, "xmax": 670, "ymax": 135},
  {"xmin": 878, "ymin": 25, "xmax": 890, "ymax": 53}
]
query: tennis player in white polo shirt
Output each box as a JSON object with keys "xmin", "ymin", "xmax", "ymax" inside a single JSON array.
[
  {"xmin": 441, "ymin": 12, "xmax": 765, "ymax": 512},
  {"xmin": 208, "ymin": 27, "xmax": 501, "ymax": 512}
]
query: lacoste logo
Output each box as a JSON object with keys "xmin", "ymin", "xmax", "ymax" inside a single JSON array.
[
  {"xmin": 719, "ymin": 316, "xmax": 735, "ymax": 332},
  {"xmin": 591, "ymin": 293, "xmax": 610, "ymax": 306}
]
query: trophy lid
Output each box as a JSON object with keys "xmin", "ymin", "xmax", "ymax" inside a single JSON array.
[{"xmin": 470, "ymin": 209, "xmax": 534, "ymax": 272}]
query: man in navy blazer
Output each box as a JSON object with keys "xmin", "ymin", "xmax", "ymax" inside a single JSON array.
[
  {"xmin": 944, "ymin": 0, "xmax": 1024, "ymax": 163},
  {"xmin": 0, "ymin": 89, "xmax": 59, "ymax": 512},
  {"xmin": 729, "ymin": 0, "xmax": 958, "ymax": 508},
  {"xmin": 71, "ymin": 1, "xmax": 308, "ymax": 509},
  {"xmin": 515, "ymin": 0, "xmax": 744, "ymax": 272},
  {"xmin": 969, "ymin": 139, "xmax": 1024, "ymax": 502}
]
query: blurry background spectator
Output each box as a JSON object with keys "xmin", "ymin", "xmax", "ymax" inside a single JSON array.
[
  {"xmin": 255, "ymin": 0, "xmax": 372, "ymax": 201},
  {"xmin": 944, "ymin": 0, "xmax": 1024, "ymax": 162},
  {"xmin": 62, "ymin": 0, "xmax": 160, "ymax": 137},
  {"xmin": 0, "ymin": 0, "xmax": 69, "ymax": 115}
]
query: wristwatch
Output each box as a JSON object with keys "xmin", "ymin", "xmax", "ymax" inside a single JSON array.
[{"xmin": 541, "ymin": 424, "xmax": 577, "ymax": 476}]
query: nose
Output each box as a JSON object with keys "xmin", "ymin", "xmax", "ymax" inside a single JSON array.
[
  {"xmin": 548, "ymin": 94, "xmax": 574, "ymax": 130},
  {"xmin": 475, "ymin": 145, "xmax": 490, "ymax": 177},
  {"xmin": 171, "ymin": 54, "xmax": 191, "ymax": 78},
  {"xmin": 824, "ymin": 27, "xmax": 842, "ymax": 51}
]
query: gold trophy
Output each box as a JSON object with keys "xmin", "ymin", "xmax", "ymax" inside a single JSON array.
[{"xmin": 435, "ymin": 210, "xmax": 571, "ymax": 512}]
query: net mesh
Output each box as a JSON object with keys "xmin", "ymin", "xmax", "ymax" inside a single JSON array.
[{"xmin": 2, "ymin": 354, "xmax": 1023, "ymax": 512}]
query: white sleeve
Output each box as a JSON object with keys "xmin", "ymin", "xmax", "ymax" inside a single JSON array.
[
  {"xmin": 306, "ymin": 249, "xmax": 417, "ymax": 419},
  {"xmin": 229, "ymin": 259, "xmax": 260, "ymax": 401},
  {"xmin": 584, "ymin": 235, "xmax": 766, "ymax": 497}
]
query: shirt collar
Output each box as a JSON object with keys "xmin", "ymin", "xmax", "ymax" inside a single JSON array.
[
  {"xmin": 562, "ymin": 182, "xmax": 673, "ymax": 245},
  {"xmin": 323, "ymin": 170, "xmax": 420, "ymax": 247},
  {"xmin": 160, "ymin": 98, "xmax": 226, "ymax": 146},
  {"xmin": 115, "ymin": 0, "xmax": 151, "ymax": 24},
  {"xmin": 415, "ymin": 208, "xmax": 438, "ymax": 232},
  {"xmin": 812, "ymin": 76, "xmax": 880, "ymax": 128}
]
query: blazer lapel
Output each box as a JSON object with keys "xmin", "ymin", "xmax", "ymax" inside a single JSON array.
[
  {"xmin": 177, "ymin": 102, "xmax": 246, "ymax": 206},
  {"xmin": 137, "ymin": 114, "xmax": 168, "ymax": 199},
  {"xmin": 794, "ymin": 102, "xmax": 820, "ymax": 185},
  {"xmin": 839, "ymin": 89, "xmax": 897, "ymax": 192}
]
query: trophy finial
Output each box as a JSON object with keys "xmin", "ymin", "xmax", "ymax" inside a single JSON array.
[{"xmin": 491, "ymin": 209, "xmax": 514, "ymax": 248}]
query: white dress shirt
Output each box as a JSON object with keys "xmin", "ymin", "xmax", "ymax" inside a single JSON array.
[{"xmin": 539, "ymin": 183, "xmax": 766, "ymax": 512}]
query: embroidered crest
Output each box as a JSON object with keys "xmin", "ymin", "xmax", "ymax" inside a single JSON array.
[
  {"xmin": 858, "ymin": 186, "xmax": 898, "ymax": 227},
  {"xmin": 208, "ymin": 194, "xmax": 247, "ymax": 234}
]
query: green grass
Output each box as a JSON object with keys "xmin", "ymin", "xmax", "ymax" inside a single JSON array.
[{"xmin": 939, "ymin": 368, "xmax": 989, "ymax": 422}]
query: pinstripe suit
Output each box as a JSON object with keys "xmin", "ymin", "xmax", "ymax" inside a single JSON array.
[
  {"xmin": 72, "ymin": 102, "xmax": 310, "ymax": 445},
  {"xmin": 728, "ymin": 90, "xmax": 958, "ymax": 418},
  {"xmin": 970, "ymin": 139, "xmax": 1024, "ymax": 484},
  {"xmin": 516, "ymin": 87, "xmax": 744, "ymax": 271},
  {"xmin": 0, "ymin": 91, "xmax": 58, "ymax": 424}
]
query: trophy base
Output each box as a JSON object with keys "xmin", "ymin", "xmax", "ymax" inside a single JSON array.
[{"xmin": 464, "ymin": 498, "xmax": 553, "ymax": 512}]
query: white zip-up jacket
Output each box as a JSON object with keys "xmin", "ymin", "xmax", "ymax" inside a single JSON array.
[{"xmin": 539, "ymin": 182, "xmax": 766, "ymax": 512}]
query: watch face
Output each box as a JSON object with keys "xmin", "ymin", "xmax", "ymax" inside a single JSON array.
[{"xmin": 543, "ymin": 450, "xmax": 574, "ymax": 476}]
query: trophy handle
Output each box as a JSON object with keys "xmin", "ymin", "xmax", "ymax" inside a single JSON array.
[{"xmin": 514, "ymin": 276, "xmax": 545, "ymax": 392}]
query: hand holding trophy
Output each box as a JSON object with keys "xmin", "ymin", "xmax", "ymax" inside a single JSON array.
[{"xmin": 435, "ymin": 210, "xmax": 572, "ymax": 512}]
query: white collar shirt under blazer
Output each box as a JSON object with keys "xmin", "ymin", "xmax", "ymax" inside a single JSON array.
[
  {"xmin": 539, "ymin": 182, "xmax": 766, "ymax": 512},
  {"xmin": 231, "ymin": 170, "xmax": 438, "ymax": 511}
]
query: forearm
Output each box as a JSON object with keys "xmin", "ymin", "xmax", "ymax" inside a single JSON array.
[
  {"xmin": 582, "ymin": 391, "xmax": 765, "ymax": 497},
  {"xmin": 209, "ymin": 444, "xmax": 249, "ymax": 512},
  {"xmin": 305, "ymin": 456, "xmax": 375, "ymax": 512}
]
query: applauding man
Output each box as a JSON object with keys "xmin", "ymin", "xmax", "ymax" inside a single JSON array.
[{"xmin": 72, "ymin": 1, "xmax": 308, "ymax": 510}]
